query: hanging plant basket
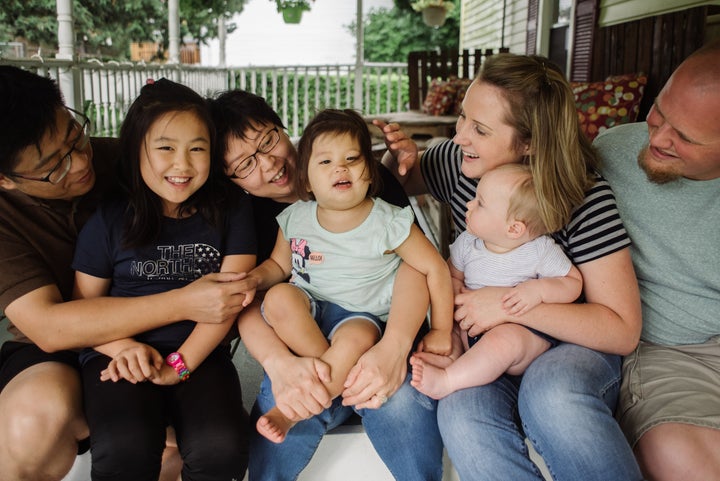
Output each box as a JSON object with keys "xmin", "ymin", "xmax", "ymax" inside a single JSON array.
[
  {"xmin": 273, "ymin": 0, "xmax": 314, "ymax": 24},
  {"xmin": 422, "ymin": 6, "xmax": 447, "ymax": 27},
  {"xmin": 281, "ymin": 5, "xmax": 305, "ymax": 23},
  {"xmin": 411, "ymin": 1, "xmax": 455, "ymax": 28}
]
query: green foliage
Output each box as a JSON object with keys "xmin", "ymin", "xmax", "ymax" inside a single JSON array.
[
  {"xmin": 272, "ymin": 0, "xmax": 314, "ymax": 11},
  {"xmin": 0, "ymin": 0, "xmax": 247, "ymax": 60},
  {"xmin": 348, "ymin": 4, "xmax": 459, "ymax": 62},
  {"xmin": 231, "ymin": 70, "xmax": 408, "ymax": 137},
  {"xmin": 410, "ymin": 0, "xmax": 455, "ymax": 13}
]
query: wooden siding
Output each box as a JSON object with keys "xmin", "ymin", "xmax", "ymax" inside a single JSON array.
[
  {"xmin": 460, "ymin": 0, "xmax": 528, "ymax": 53},
  {"xmin": 591, "ymin": 5, "xmax": 710, "ymax": 119}
]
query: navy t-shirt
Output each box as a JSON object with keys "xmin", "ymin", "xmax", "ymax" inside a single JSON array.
[{"xmin": 73, "ymin": 197, "xmax": 255, "ymax": 363}]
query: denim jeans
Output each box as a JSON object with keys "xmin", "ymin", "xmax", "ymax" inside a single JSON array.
[
  {"xmin": 249, "ymin": 372, "xmax": 443, "ymax": 481},
  {"xmin": 438, "ymin": 343, "xmax": 642, "ymax": 481}
]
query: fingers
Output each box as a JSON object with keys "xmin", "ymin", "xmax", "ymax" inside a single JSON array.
[
  {"xmin": 353, "ymin": 393, "xmax": 390, "ymax": 410},
  {"xmin": 343, "ymin": 363, "xmax": 361, "ymax": 389},
  {"xmin": 202, "ymin": 271, "xmax": 247, "ymax": 282},
  {"xmin": 313, "ymin": 358, "xmax": 331, "ymax": 384}
]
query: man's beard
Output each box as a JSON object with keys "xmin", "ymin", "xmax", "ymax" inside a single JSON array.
[{"xmin": 638, "ymin": 145, "xmax": 683, "ymax": 184}]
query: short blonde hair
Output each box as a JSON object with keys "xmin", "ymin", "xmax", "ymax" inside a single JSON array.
[{"xmin": 496, "ymin": 164, "xmax": 548, "ymax": 238}]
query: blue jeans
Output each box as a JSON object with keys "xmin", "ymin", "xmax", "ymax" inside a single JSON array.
[
  {"xmin": 249, "ymin": 372, "xmax": 443, "ymax": 481},
  {"xmin": 438, "ymin": 343, "xmax": 642, "ymax": 481}
]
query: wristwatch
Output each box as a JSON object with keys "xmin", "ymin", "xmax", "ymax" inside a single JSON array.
[{"xmin": 166, "ymin": 352, "xmax": 190, "ymax": 381}]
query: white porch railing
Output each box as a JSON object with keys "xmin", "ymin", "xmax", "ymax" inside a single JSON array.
[{"xmin": 0, "ymin": 58, "xmax": 408, "ymax": 138}]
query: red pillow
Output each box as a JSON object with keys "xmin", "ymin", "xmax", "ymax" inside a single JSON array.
[
  {"xmin": 422, "ymin": 78, "xmax": 459, "ymax": 116},
  {"xmin": 572, "ymin": 73, "xmax": 647, "ymax": 140}
]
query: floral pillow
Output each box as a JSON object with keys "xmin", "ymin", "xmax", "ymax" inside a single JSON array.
[
  {"xmin": 572, "ymin": 73, "xmax": 647, "ymax": 140},
  {"xmin": 422, "ymin": 77, "xmax": 459, "ymax": 116}
]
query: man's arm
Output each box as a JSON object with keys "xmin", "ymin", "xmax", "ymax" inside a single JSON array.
[{"xmin": 5, "ymin": 271, "xmax": 253, "ymax": 352}]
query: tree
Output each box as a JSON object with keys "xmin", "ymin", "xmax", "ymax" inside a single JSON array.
[
  {"xmin": 0, "ymin": 0, "xmax": 247, "ymax": 61},
  {"xmin": 347, "ymin": 1, "xmax": 459, "ymax": 63}
]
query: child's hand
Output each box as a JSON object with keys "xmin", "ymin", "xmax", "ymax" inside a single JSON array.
[
  {"xmin": 242, "ymin": 286, "xmax": 257, "ymax": 308},
  {"xmin": 501, "ymin": 280, "xmax": 543, "ymax": 316},
  {"xmin": 237, "ymin": 273, "xmax": 259, "ymax": 308},
  {"xmin": 150, "ymin": 364, "xmax": 182, "ymax": 386},
  {"xmin": 418, "ymin": 328, "xmax": 453, "ymax": 356},
  {"xmin": 100, "ymin": 343, "xmax": 163, "ymax": 383}
]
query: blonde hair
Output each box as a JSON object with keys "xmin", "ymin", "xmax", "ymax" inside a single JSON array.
[
  {"xmin": 498, "ymin": 164, "xmax": 548, "ymax": 239},
  {"xmin": 478, "ymin": 53, "xmax": 598, "ymax": 232}
]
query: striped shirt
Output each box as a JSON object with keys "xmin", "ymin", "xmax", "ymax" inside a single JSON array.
[{"xmin": 420, "ymin": 139, "xmax": 630, "ymax": 265}]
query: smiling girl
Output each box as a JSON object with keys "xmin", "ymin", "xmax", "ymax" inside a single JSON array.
[{"xmin": 72, "ymin": 79, "xmax": 256, "ymax": 480}]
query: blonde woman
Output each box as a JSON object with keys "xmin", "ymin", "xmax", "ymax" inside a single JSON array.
[{"xmin": 382, "ymin": 53, "xmax": 643, "ymax": 480}]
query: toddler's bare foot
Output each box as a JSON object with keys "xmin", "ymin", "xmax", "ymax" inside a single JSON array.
[
  {"xmin": 409, "ymin": 355, "xmax": 454, "ymax": 400},
  {"xmin": 256, "ymin": 407, "xmax": 296, "ymax": 444},
  {"xmin": 412, "ymin": 351, "xmax": 454, "ymax": 369}
]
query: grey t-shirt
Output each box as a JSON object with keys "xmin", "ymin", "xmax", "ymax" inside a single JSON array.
[{"xmin": 596, "ymin": 122, "xmax": 720, "ymax": 345}]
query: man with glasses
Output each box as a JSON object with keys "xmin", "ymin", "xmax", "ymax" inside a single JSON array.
[{"xmin": 0, "ymin": 66, "xmax": 250, "ymax": 480}]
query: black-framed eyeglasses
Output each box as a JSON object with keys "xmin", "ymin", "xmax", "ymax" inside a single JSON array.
[
  {"xmin": 4, "ymin": 107, "xmax": 91, "ymax": 185},
  {"xmin": 229, "ymin": 127, "xmax": 281, "ymax": 180}
]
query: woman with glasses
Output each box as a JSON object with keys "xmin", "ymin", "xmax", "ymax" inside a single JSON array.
[{"xmin": 209, "ymin": 91, "xmax": 445, "ymax": 480}]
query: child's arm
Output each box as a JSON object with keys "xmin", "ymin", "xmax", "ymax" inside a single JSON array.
[
  {"xmin": 447, "ymin": 259, "xmax": 466, "ymax": 297},
  {"xmin": 74, "ymin": 272, "xmax": 162, "ymax": 383},
  {"xmin": 502, "ymin": 264, "xmax": 583, "ymax": 316},
  {"xmin": 246, "ymin": 230, "xmax": 294, "ymax": 292},
  {"xmin": 394, "ymin": 224, "xmax": 454, "ymax": 355},
  {"xmin": 152, "ymin": 253, "xmax": 256, "ymax": 385}
]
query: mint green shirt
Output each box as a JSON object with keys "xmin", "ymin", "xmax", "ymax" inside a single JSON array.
[
  {"xmin": 596, "ymin": 122, "xmax": 720, "ymax": 345},
  {"xmin": 276, "ymin": 198, "xmax": 415, "ymax": 320}
]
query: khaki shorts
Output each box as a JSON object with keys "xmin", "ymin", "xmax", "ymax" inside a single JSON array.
[{"xmin": 617, "ymin": 337, "xmax": 720, "ymax": 447}]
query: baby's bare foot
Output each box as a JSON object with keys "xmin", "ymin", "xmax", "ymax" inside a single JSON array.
[{"xmin": 409, "ymin": 356, "xmax": 454, "ymax": 400}]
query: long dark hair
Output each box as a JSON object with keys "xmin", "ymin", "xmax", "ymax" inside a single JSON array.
[{"xmin": 119, "ymin": 78, "xmax": 229, "ymax": 248}]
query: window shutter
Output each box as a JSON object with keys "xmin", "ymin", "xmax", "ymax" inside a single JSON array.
[
  {"xmin": 526, "ymin": 0, "xmax": 538, "ymax": 55},
  {"xmin": 570, "ymin": 0, "xmax": 598, "ymax": 81}
]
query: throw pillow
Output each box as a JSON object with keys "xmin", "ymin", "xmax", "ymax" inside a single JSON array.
[
  {"xmin": 422, "ymin": 77, "xmax": 459, "ymax": 116},
  {"xmin": 572, "ymin": 73, "xmax": 647, "ymax": 140}
]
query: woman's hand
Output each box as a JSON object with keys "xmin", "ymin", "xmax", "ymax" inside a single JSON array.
[
  {"xmin": 179, "ymin": 272, "xmax": 255, "ymax": 324},
  {"xmin": 453, "ymin": 286, "xmax": 514, "ymax": 337},
  {"xmin": 341, "ymin": 336, "xmax": 407, "ymax": 409},
  {"xmin": 265, "ymin": 354, "xmax": 332, "ymax": 422},
  {"xmin": 374, "ymin": 120, "xmax": 418, "ymax": 176}
]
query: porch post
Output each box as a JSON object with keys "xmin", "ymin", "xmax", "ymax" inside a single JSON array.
[
  {"xmin": 168, "ymin": 0, "xmax": 180, "ymax": 63},
  {"xmin": 353, "ymin": 0, "xmax": 364, "ymax": 110},
  {"xmin": 55, "ymin": 0, "xmax": 80, "ymax": 110},
  {"xmin": 219, "ymin": 16, "xmax": 227, "ymax": 67}
]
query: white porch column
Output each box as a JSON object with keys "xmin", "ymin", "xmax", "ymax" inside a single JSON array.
[
  {"xmin": 218, "ymin": 16, "xmax": 227, "ymax": 67},
  {"xmin": 168, "ymin": 0, "xmax": 180, "ymax": 63},
  {"xmin": 353, "ymin": 0, "xmax": 364, "ymax": 110},
  {"xmin": 56, "ymin": 0, "xmax": 79, "ymax": 109}
]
